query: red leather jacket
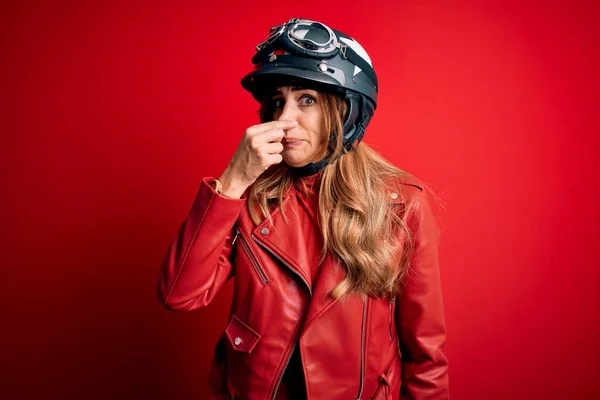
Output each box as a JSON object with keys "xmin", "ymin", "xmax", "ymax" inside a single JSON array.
[{"xmin": 157, "ymin": 176, "xmax": 449, "ymax": 399}]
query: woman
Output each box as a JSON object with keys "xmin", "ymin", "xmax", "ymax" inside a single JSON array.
[{"xmin": 157, "ymin": 18, "xmax": 449, "ymax": 400}]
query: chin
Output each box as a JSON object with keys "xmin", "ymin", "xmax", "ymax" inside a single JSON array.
[
  {"xmin": 283, "ymin": 157, "xmax": 310, "ymax": 168},
  {"xmin": 285, "ymin": 161, "xmax": 309, "ymax": 168}
]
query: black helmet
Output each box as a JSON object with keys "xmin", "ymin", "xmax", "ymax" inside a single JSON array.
[{"xmin": 241, "ymin": 18, "xmax": 378, "ymax": 159}]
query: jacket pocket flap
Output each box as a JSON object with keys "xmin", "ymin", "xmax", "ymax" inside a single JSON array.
[{"xmin": 225, "ymin": 315, "xmax": 261, "ymax": 353}]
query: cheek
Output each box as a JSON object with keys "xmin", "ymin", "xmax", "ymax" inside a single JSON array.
[
  {"xmin": 307, "ymin": 127, "xmax": 326, "ymax": 147},
  {"xmin": 307, "ymin": 111, "xmax": 327, "ymax": 143}
]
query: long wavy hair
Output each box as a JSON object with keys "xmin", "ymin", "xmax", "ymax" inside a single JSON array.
[{"xmin": 248, "ymin": 87, "xmax": 428, "ymax": 299}]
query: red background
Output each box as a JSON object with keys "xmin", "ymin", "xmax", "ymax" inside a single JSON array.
[{"xmin": 2, "ymin": 1, "xmax": 599, "ymax": 399}]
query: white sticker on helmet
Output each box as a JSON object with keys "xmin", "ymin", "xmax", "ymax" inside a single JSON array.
[{"xmin": 340, "ymin": 37, "xmax": 373, "ymax": 67}]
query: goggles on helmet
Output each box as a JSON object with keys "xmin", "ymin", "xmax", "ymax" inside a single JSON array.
[{"xmin": 256, "ymin": 18, "xmax": 347, "ymax": 58}]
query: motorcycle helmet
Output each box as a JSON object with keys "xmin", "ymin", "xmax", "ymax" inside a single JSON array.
[{"xmin": 241, "ymin": 18, "xmax": 378, "ymax": 176}]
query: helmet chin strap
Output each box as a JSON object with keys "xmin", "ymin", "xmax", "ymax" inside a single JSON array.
[{"xmin": 289, "ymin": 158, "xmax": 330, "ymax": 177}]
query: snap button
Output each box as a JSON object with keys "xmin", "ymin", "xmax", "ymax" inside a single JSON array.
[
  {"xmin": 389, "ymin": 192, "xmax": 398, "ymax": 200},
  {"xmin": 260, "ymin": 227, "xmax": 269, "ymax": 235},
  {"xmin": 234, "ymin": 337, "xmax": 242, "ymax": 346}
]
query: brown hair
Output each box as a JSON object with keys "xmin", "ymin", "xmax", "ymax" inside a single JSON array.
[{"xmin": 248, "ymin": 88, "xmax": 427, "ymax": 299}]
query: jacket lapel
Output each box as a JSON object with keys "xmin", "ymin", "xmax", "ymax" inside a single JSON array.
[
  {"xmin": 300, "ymin": 251, "xmax": 347, "ymax": 333},
  {"xmin": 251, "ymin": 191, "xmax": 314, "ymax": 292}
]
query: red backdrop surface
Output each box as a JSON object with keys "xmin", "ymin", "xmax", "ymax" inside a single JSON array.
[{"xmin": 2, "ymin": 1, "xmax": 599, "ymax": 399}]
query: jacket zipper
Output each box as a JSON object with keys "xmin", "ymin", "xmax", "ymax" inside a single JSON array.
[
  {"xmin": 357, "ymin": 294, "xmax": 367, "ymax": 400},
  {"xmin": 271, "ymin": 329, "xmax": 302, "ymax": 400},
  {"xmin": 252, "ymin": 233, "xmax": 312, "ymax": 295},
  {"xmin": 389, "ymin": 298, "xmax": 395, "ymax": 341},
  {"xmin": 252, "ymin": 233, "xmax": 313, "ymax": 399},
  {"xmin": 236, "ymin": 228, "xmax": 269, "ymax": 285}
]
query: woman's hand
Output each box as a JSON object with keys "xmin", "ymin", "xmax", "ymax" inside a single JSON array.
[{"xmin": 217, "ymin": 120, "xmax": 297, "ymax": 198}]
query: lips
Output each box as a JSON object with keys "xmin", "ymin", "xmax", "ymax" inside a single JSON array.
[{"xmin": 283, "ymin": 138, "xmax": 303, "ymax": 144}]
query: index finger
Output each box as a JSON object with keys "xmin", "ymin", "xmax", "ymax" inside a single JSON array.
[{"xmin": 253, "ymin": 120, "xmax": 298, "ymax": 133}]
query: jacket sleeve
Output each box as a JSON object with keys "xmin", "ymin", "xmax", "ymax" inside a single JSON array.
[
  {"xmin": 157, "ymin": 177, "xmax": 246, "ymax": 311},
  {"xmin": 396, "ymin": 187, "xmax": 449, "ymax": 399}
]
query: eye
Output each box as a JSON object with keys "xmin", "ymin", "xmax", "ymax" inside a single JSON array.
[
  {"xmin": 271, "ymin": 98, "xmax": 284, "ymax": 109},
  {"xmin": 299, "ymin": 94, "xmax": 316, "ymax": 106}
]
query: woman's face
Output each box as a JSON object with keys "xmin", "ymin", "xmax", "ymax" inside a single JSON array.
[{"xmin": 269, "ymin": 85, "xmax": 327, "ymax": 168}]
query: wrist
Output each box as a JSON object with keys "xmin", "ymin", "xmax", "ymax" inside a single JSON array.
[{"xmin": 212, "ymin": 172, "xmax": 248, "ymax": 199}]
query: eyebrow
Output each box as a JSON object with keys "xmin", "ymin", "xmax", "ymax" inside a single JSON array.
[{"xmin": 273, "ymin": 86, "xmax": 310, "ymax": 95}]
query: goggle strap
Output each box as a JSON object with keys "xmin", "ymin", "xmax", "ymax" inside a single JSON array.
[
  {"xmin": 338, "ymin": 43, "xmax": 347, "ymax": 59},
  {"xmin": 343, "ymin": 46, "xmax": 378, "ymax": 89}
]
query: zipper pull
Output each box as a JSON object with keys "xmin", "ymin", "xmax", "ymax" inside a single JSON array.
[{"xmin": 231, "ymin": 228, "xmax": 240, "ymax": 246}]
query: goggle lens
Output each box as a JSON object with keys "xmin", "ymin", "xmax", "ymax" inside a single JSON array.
[
  {"xmin": 289, "ymin": 22, "xmax": 333, "ymax": 50},
  {"xmin": 256, "ymin": 18, "xmax": 339, "ymax": 54}
]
